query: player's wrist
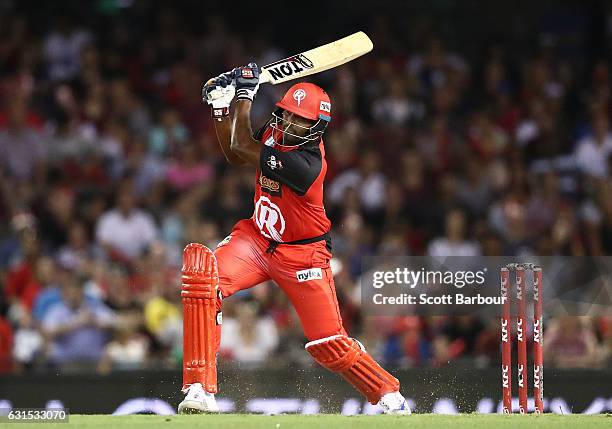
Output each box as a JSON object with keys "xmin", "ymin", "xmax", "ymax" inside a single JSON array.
[
  {"xmin": 235, "ymin": 90, "xmax": 256, "ymax": 102},
  {"xmin": 211, "ymin": 106, "xmax": 230, "ymax": 119},
  {"xmin": 234, "ymin": 99, "xmax": 253, "ymax": 109}
]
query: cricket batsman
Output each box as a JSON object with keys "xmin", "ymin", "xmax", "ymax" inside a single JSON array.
[{"xmin": 177, "ymin": 62, "xmax": 410, "ymax": 414}]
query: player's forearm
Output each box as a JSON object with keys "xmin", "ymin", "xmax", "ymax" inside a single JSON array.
[
  {"xmin": 230, "ymin": 100, "xmax": 260, "ymax": 166},
  {"xmin": 214, "ymin": 116, "xmax": 246, "ymax": 166},
  {"xmin": 202, "ymin": 72, "xmax": 245, "ymax": 165}
]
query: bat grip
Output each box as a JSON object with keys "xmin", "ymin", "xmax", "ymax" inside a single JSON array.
[{"xmin": 258, "ymin": 68, "xmax": 271, "ymax": 85}]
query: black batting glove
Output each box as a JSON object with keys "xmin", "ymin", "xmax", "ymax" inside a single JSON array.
[{"xmin": 234, "ymin": 62, "xmax": 260, "ymax": 102}]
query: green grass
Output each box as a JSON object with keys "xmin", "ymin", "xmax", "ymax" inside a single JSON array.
[{"xmin": 13, "ymin": 414, "xmax": 611, "ymax": 429}]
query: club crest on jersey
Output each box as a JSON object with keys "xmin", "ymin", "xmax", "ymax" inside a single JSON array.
[
  {"xmin": 259, "ymin": 173, "xmax": 281, "ymax": 196},
  {"xmin": 293, "ymin": 89, "xmax": 306, "ymax": 106},
  {"xmin": 296, "ymin": 268, "xmax": 323, "ymax": 282},
  {"xmin": 266, "ymin": 155, "xmax": 283, "ymax": 170},
  {"xmin": 254, "ymin": 196, "xmax": 285, "ymax": 241},
  {"xmin": 265, "ymin": 54, "xmax": 314, "ymax": 82}
]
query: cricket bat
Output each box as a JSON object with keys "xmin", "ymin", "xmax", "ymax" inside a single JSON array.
[{"xmin": 259, "ymin": 31, "xmax": 373, "ymax": 85}]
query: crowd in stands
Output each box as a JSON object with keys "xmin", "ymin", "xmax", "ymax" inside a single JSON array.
[{"xmin": 0, "ymin": 5, "xmax": 610, "ymax": 373}]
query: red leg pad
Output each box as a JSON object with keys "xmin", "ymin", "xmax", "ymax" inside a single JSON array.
[
  {"xmin": 181, "ymin": 243, "xmax": 220, "ymax": 393},
  {"xmin": 305, "ymin": 335, "xmax": 400, "ymax": 404}
]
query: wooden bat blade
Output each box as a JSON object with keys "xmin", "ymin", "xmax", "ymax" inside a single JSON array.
[{"xmin": 259, "ymin": 31, "xmax": 373, "ymax": 85}]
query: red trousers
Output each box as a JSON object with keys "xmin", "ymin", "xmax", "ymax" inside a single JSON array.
[{"xmin": 214, "ymin": 219, "xmax": 346, "ymax": 341}]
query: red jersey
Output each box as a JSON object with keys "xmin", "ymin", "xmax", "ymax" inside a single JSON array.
[{"xmin": 250, "ymin": 125, "xmax": 331, "ymax": 243}]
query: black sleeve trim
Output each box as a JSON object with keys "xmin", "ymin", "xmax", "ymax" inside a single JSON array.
[
  {"xmin": 259, "ymin": 145, "xmax": 322, "ymax": 196},
  {"xmin": 253, "ymin": 120, "xmax": 272, "ymax": 141}
]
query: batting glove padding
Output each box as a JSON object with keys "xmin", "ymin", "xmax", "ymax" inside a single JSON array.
[
  {"xmin": 203, "ymin": 70, "xmax": 236, "ymax": 117},
  {"xmin": 234, "ymin": 62, "xmax": 260, "ymax": 101}
]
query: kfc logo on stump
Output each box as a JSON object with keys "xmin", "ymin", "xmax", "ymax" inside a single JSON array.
[
  {"xmin": 502, "ymin": 364, "xmax": 510, "ymax": 389},
  {"xmin": 501, "ymin": 318, "xmax": 509, "ymax": 343},
  {"xmin": 534, "ymin": 364, "xmax": 542, "ymax": 390}
]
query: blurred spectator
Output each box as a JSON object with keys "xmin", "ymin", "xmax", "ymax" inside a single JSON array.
[
  {"xmin": 166, "ymin": 143, "xmax": 214, "ymax": 191},
  {"xmin": 220, "ymin": 301, "xmax": 279, "ymax": 363},
  {"xmin": 544, "ymin": 316, "xmax": 600, "ymax": 368},
  {"xmin": 574, "ymin": 113, "xmax": 612, "ymax": 178},
  {"xmin": 0, "ymin": 314, "xmax": 13, "ymax": 373},
  {"xmin": 407, "ymin": 36, "xmax": 468, "ymax": 95},
  {"xmin": 372, "ymin": 78, "xmax": 425, "ymax": 126},
  {"xmin": 97, "ymin": 325, "xmax": 149, "ymax": 373},
  {"xmin": 144, "ymin": 283, "xmax": 181, "ymax": 360},
  {"xmin": 56, "ymin": 222, "xmax": 95, "ymax": 271},
  {"xmin": 41, "ymin": 275, "xmax": 114, "ymax": 367},
  {"xmin": 456, "ymin": 157, "xmax": 493, "ymax": 217},
  {"xmin": 12, "ymin": 311, "xmax": 43, "ymax": 370},
  {"xmin": 0, "ymin": 98, "xmax": 46, "ymax": 182},
  {"xmin": 328, "ymin": 150, "xmax": 386, "ymax": 216},
  {"xmin": 4, "ymin": 226, "xmax": 42, "ymax": 321},
  {"xmin": 427, "ymin": 209, "xmax": 481, "ymax": 256},
  {"xmin": 595, "ymin": 189, "xmax": 612, "ymax": 254},
  {"xmin": 95, "ymin": 185, "xmax": 158, "ymax": 261},
  {"xmin": 43, "ymin": 16, "xmax": 92, "ymax": 81},
  {"xmin": 148, "ymin": 108, "xmax": 189, "ymax": 158},
  {"xmin": 0, "ymin": 4, "xmax": 611, "ymax": 373}
]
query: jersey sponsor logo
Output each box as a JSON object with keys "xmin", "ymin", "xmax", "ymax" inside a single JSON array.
[
  {"xmin": 254, "ymin": 196, "xmax": 285, "ymax": 241},
  {"xmin": 319, "ymin": 101, "xmax": 331, "ymax": 112},
  {"xmin": 266, "ymin": 155, "xmax": 283, "ymax": 170},
  {"xmin": 217, "ymin": 235, "xmax": 232, "ymax": 248},
  {"xmin": 293, "ymin": 89, "xmax": 307, "ymax": 106},
  {"xmin": 259, "ymin": 173, "xmax": 282, "ymax": 196},
  {"xmin": 265, "ymin": 54, "xmax": 314, "ymax": 82},
  {"xmin": 296, "ymin": 267, "xmax": 323, "ymax": 282}
]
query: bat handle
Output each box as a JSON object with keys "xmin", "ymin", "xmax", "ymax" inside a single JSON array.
[{"xmin": 258, "ymin": 67, "xmax": 271, "ymax": 85}]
